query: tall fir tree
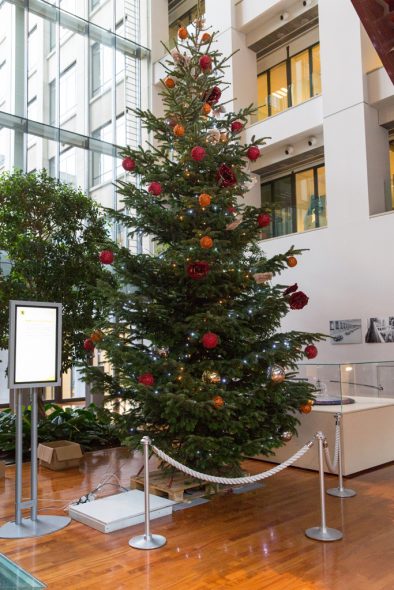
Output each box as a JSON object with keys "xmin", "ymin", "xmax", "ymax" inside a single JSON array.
[{"xmin": 85, "ymin": 20, "xmax": 322, "ymax": 475}]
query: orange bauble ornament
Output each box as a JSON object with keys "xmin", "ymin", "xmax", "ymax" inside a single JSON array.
[
  {"xmin": 299, "ymin": 403, "xmax": 312, "ymax": 414},
  {"xmin": 178, "ymin": 26, "xmax": 188, "ymax": 40},
  {"xmin": 198, "ymin": 193, "xmax": 211, "ymax": 207},
  {"xmin": 90, "ymin": 329, "xmax": 104, "ymax": 343},
  {"xmin": 164, "ymin": 77, "xmax": 175, "ymax": 89},
  {"xmin": 201, "ymin": 32, "xmax": 211, "ymax": 43},
  {"xmin": 202, "ymin": 102, "xmax": 212, "ymax": 115},
  {"xmin": 173, "ymin": 124, "xmax": 185, "ymax": 137},
  {"xmin": 200, "ymin": 236, "xmax": 213, "ymax": 249},
  {"xmin": 213, "ymin": 395, "xmax": 224, "ymax": 408},
  {"xmin": 287, "ymin": 256, "xmax": 298, "ymax": 268}
]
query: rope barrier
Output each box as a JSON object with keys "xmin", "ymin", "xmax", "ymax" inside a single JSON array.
[
  {"xmin": 323, "ymin": 420, "xmax": 341, "ymax": 473},
  {"xmin": 150, "ymin": 438, "xmax": 315, "ymax": 486}
]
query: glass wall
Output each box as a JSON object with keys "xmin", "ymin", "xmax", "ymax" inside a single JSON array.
[
  {"xmin": 261, "ymin": 164, "xmax": 326, "ymax": 239},
  {"xmin": 0, "ymin": 0, "xmax": 150, "ymax": 405},
  {"xmin": 257, "ymin": 43, "xmax": 321, "ymax": 121}
]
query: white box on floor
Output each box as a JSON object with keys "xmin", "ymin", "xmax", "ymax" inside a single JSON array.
[
  {"xmin": 69, "ymin": 490, "xmax": 175, "ymax": 533},
  {"xmin": 257, "ymin": 396, "xmax": 394, "ymax": 475}
]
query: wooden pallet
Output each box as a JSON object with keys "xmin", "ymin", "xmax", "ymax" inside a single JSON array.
[{"xmin": 130, "ymin": 470, "xmax": 217, "ymax": 502}]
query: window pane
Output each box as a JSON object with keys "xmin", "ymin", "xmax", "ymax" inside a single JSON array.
[
  {"xmin": 312, "ymin": 44, "xmax": 322, "ymax": 96},
  {"xmin": 60, "ymin": 63, "xmax": 76, "ymax": 124},
  {"xmin": 291, "ymin": 49, "xmax": 310, "ymax": 106},
  {"xmin": 317, "ymin": 166, "xmax": 327, "ymax": 227},
  {"xmin": 49, "ymin": 80, "xmax": 56, "ymax": 125},
  {"xmin": 91, "ymin": 42, "xmax": 112, "ymax": 98},
  {"xmin": 257, "ymin": 72, "xmax": 269, "ymax": 121},
  {"xmin": 260, "ymin": 183, "xmax": 273, "ymax": 238},
  {"xmin": 295, "ymin": 167, "xmax": 327, "ymax": 231},
  {"xmin": 273, "ymin": 175, "xmax": 293, "ymax": 236},
  {"xmin": 295, "ymin": 168, "xmax": 314, "ymax": 231},
  {"xmin": 269, "ymin": 62, "xmax": 288, "ymax": 116}
]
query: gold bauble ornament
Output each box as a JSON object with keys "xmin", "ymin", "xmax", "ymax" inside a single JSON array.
[
  {"xmin": 269, "ymin": 365, "xmax": 286, "ymax": 384},
  {"xmin": 220, "ymin": 131, "xmax": 229, "ymax": 143},
  {"xmin": 202, "ymin": 371, "xmax": 221, "ymax": 384},
  {"xmin": 206, "ymin": 127, "xmax": 221, "ymax": 145}
]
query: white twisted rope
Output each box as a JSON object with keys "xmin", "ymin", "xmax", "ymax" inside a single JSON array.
[
  {"xmin": 323, "ymin": 420, "xmax": 341, "ymax": 473},
  {"xmin": 150, "ymin": 437, "xmax": 315, "ymax": 486}
]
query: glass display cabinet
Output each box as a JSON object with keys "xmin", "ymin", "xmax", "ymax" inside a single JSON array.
[{"xmin": 260, "ymin": 361, "xmax": 394, "ymax": 475}]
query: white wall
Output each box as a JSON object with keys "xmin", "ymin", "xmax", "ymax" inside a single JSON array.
[{"xmin": 260, "ymin": 0, "xmax": 394, "ymax": 363}]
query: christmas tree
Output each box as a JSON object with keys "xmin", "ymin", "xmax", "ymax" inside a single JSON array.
[{"xmin": 85, "ymin": 20, "xmax": 322, "ymax": 476}]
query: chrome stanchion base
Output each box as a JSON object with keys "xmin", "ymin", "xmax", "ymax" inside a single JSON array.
[
  {"xmin": 129, "ymin": 534, "xmax": 167, "ymax": 550},
  {"xmin": 305, "ymin": 526, "xmax": 343, "ymax": 542},
  {"xmin": 327, "ymin": 487, "xmax": 356, "ymax": 498},
  {"xmin": 0, "ymin": 515, "xmax": 71, "ymax": 539}
]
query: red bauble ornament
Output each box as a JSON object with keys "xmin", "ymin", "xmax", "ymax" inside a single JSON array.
[
  {"xmin": 283, "ymin": 283, "xmax": 298, "ymax": 296},
  {"xmin": 201, "ymin": 332, "xmax": 219, "ymax": 349},
  {"xmin": 289, "ymin": 291, "xmax": 309, "ymax": 310},
  {"xmin": 299, "ymin": 403, "xmax": 312, "ymax": 414},
  {"xmin": 227, "ymin": 206, "xmax": 237, "ymax": 214},
  {"xmin": 199, "ymin": 55, "xmax": 212, "ymax": 70},
  {"xmin": 205, "ymin": 86, "xmax": 222, "ymax": 105},
  {"xmin": 216, "ymin": 164, "xmax": 237, "ymax": 188},
  {"xmin": 231, "ymin": 121, "xmax": 243, "ymax": 133},
  {"xmin": 186, "ymin": 261, "xmax": 210, "ymax": 280},
  {"xmin": 83, "ymin": 338, "xmax": 95, "ymax": 352},
  {"xmin": 148, "ymin": 181, "xmax": 162, "ymax": 196},
  {"xmin": 191, "ymin": 146, "xmax": 206, "ymax": 161},
  {"xmin": 99, "ymin": 250, "xmax": 114, "ymax": 264},
  {"xmin": 257, "ymin": 213, "xmax": 271, "ymax": 227},
  {"xmin": 247, "ymin": 146, "xmax": 260, "ymax": 161},
  {"xmin": 305, "ymin": 344, "xmax": 318, "ymax": 359},
  {"xmin": 122, "ymin": 156, "xmax": 136, "ymax": 172},
  {"xmin": 138, "ymin": 373, "xmax": 155, "ymax": 386}
]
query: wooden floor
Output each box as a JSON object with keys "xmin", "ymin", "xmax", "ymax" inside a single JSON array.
[{"xmin": 1, "ymin": 448, "xmax": 394, "ymax": 590}]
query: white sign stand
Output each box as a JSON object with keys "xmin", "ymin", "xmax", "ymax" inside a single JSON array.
[{"xmin": 0, "ymin": 301, "xmax": 71, "ymax": 538}]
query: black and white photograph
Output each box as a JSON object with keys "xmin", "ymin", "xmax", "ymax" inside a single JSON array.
[
  {"xmin": 329, "ymin": 319, "xmax": 362, "ymax": 344},
  {"xmin": 365, "ymin": 317, "xmax": 394, "ymax": 343}
]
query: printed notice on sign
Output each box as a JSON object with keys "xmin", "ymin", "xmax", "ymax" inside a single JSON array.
[{"xmin": 9, "ymin": 302, "xmax": 62, "ymax": 388}]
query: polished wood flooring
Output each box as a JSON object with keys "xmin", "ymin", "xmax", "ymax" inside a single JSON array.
[{"xmin": 1, "ymin": 447, "xmax": 394, "ymax": 590}]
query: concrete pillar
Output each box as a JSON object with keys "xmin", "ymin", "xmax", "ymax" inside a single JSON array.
[{"xmin": 205, "ymin": 0, "xmax": 257, "ymax": 112}]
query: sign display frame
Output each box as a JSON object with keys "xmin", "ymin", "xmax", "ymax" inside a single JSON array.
[{"xmin": 8, "ymin": 300, "xmax": 62, "ymax": 389}]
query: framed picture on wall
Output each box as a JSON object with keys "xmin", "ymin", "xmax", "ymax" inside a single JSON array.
[
  {"xmin": 365, "ymin": 318, "xmax": 394, "ymax": 343},
  {"xmin": 329, "ymin": 319, "xmax": 362, "ymax": 344}
]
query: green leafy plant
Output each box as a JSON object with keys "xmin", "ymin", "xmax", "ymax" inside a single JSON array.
[
  {"xmin": 0, "ymin": 169, "xmax": 117, "ymax": 371},
  {"xmin": 0, "ymin": 404, "xmax": 128, "ymax": 456}
]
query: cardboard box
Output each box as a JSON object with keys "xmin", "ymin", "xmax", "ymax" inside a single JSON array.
[
  {"xmin": 0, "ymin": 461, "xmax": 5, "ymax": 479},
  {"xmin": 37, "ymin": 441, "xmax": 83, "ymax": 471}
]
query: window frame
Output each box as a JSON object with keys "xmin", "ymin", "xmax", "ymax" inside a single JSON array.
[
  {"xmin": 257, "ymin": 41, "xmax": 320, "ymax": 120},
  {"xmin": 261, "ymin": 163, "xmax": 326, "ymax": 238}
]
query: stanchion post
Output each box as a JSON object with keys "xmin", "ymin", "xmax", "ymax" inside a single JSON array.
[
  {"xmin": 15, "ymin": 389, "xmax": 23, "ymax": 526},
  {"xmin": 129, "ymin": 436, "xmax": 167, "ymax": 550},
  {"xmin": 327, "ymin": 413, "xmax": 356, "ymax": 498},
  {"xmin": 305, "ymin": 432, "xmax": 343, "ymax": 542},
  {"xmin": 30, "ymin": 388, "xmax": 38, "ymax": 521}
]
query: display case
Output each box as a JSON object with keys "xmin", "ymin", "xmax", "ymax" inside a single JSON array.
[{"xmin": 259, "ymin": 361, "xmax": 394, "ymax": 475}]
